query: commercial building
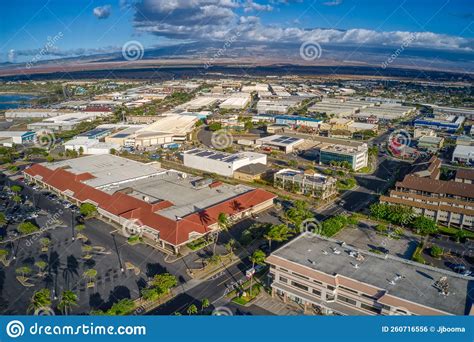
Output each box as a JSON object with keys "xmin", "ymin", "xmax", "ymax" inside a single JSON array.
[
  {"xmin": 219, "ymin": 95, "xmax": 251, "ymax": 110},
  {"xmin": 355, "ymin": 104, "xmax": 415, "ymax": 121},
  {"xmin": 417, "ymin": 136, "xmax": 444, "ymax": 152},
  {"xmin": 310, "ymin": 137, "xmax": 368, "ymax": 171},
  {"xmin": 105, "ymin": 126, "xmax": 144, "ymax": 147},
  {"xmin": 256, "ymin": 135, "xmax": 305, "ymax": 153},
  {"xmin": 5, "ymin": 109, "xmax": 75, "ymax": 119},
  {"xmin": 233, "ymin": 163, "xmax": 268, "ymax": 182},
  {"xmin": 27, "ymin": 111, "xmax": 111, "ymax": 131},
  {"xmin": 452, "ymin": 145, "xmax": 474, "ymax": 165},
  {"xmin": 77, "ymin": 128, "xmax": 112, "ymax": 140},
  {"xmin": 183, "ymin": 97, "xmax": 219, "ymax": 111},
  {"xmin": 381, "ymin": 157, "xmax": 474, "ymax": 229},
  {"xmin": 266, "ymin": 234, "xmax": 474, "ymax": 315},
  {"xmin": 183, "ymin": 148, "xmax": 267, "ymax": 177},
  {"xmin": 0, "ymin": 131, "xmax": 36, "ymax": 146},
  {"xmin": 274, "ymin": 169, "xmax": 337, "ymax": 200},
  {"xmin": 24, "ymin": 155, "xmax": 275, "ymax": 254},
  {"xmin": 455, "ymin": 169, "xmax": 474, "ymax": 184},
  {"xmin": 64, "ymin": 137, "xmax": 119, "ymax": 155},
  {"xmin": 274, "ymin": 115, "xmax": 322, "ymax": 129},
  {"xmin": 431, "ymin": 105, "xmax": 474, "ymax": 120},
  {"xmin": 414, "ymin": 115, "xmax": 465, "ymax": 132}
]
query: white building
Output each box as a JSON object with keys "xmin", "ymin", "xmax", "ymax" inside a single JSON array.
[
  {"xmin": 256, "ymin": 135, "xmax": 304, "ymax": 153},
  {"xmin": 183, "ymin": 148, "xmax": 267, "ymax": 177},
  {"xmin": 219, "ymin": 94, "xmax": 251, "ymax": 110},
  {"xmin": 452, "ymin": 145, "xmax": 474, "ymax": 165},
  {"xmin": 64, "ymin": 137, "xmax": 119, "ymax": 155}
]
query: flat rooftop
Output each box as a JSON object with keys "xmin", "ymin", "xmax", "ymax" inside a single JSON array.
[
  {"xmin": 257, "ymin": 135, "xmax": 304, "ymax": 147},
  {"xmin": 104, "ymin": 171, "xmax": 254, "ymax": 219},
  {"xmin": 271, "ymin": 234, "xmax": 474, "ymax": 315},
  {"xmin": 184, "ymin": 148, "xmax": 264, "ymax": 164},
  {"xmin": 43, "ymin": 154, "xmax": 163, "ymax": 188}
]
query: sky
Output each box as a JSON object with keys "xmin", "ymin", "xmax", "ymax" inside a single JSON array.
[{"xmin": 0, "ymin": 0, "xmax": 473, "ymax": 63}]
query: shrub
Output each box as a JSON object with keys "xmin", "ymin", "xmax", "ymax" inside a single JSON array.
[{"xmin": 430, "ymin": 245, "xmax": 443, "ymax": 258}]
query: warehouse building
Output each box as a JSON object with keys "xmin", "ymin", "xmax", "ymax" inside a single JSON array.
[
  {"xmin": 256, "ymin": 135, "xmax": 305, "ymax": 153},
  {"xmin": 0, "ymin": 131, "xmax": 36, "ymax": 146},
  {"xmin": 219, "ymin": 94, "xmax": 251, "ymax": 110},
  {"xmin": 64, "ymin": 137, "xmax": 119, "ymax": 155},
  {"xmin": 417, "ymin": 136, "xmax": 444, "ymax": 153},
  {"xmin": 414, "ymin": 115, "xmax": 465, "ymax": 132},
  {"xmin": 24, "ymin": 155, "xmax": 275, "ymax": 254},
  {"xmin": 183, "ymin": 148, "xmax": 267, "ymax": 177},
  {"xmin": 267, "ymin": 234, "xmax": 474, "ymax": 315}
]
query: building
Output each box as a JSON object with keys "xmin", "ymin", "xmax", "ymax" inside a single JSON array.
[
  {"xmin": 219, "ymin": 95, "xmax": 251, "ymax": 110},
  {"xmin": 381, "ymin": 157, "xmax": 473, "ymax": 229},
  {"xmin": 414, "ymin": 115, "xmax": 465, "ymax": 132},
  {"xmin": 274, "ymin": 115, "xmax": 321, "ymax": 129},
  {"xmin": 417, "ymin": 136, "xmax": 444, "ymax": 152},
  {"xmin": 233, "ymin": 163, "xmax": 268, "ymax": 182},
  {"xmin": 24, "ymin": 155, "xmax": 275, "ymax": 254},
  {"xmin": 64, "ymin": 137, "xmax": 119, "ymax": 155},
  {"xmin": 455, "ymin": 169, "xmax": 474, "ymax": 184},
  {"xmin": 452, "ymin": 145, "xmax": 474, "ymax": 165},
  {"xmin": 274, "ymin": 169, "xmax": 337, "ymax": 200},
  {"xmin": 183, "ymin": 148, "xmax": 267, "ymax": 177},
  {"xmin": 413, "ymin": 128, "xmax": 436, "ymax": 139},
  {"xmin": 77, "ymin": 128, "xmax": 112, "ymax": 140},
  {"xmin": 431, "ymin": 105, "xmax": 474, "ymax": 120},
  {"xmin": 318, "ymin": 141, "xmax": 368, "ymax": 171},
  {"xmin": 256, "ymin": 135, "xmax": 305, "ymax": 153},
  {"xmin": 0, "ymin": 131, "xmax": 36, "ymax": 146},
  {"xmin": 5, "ymin": 109, "xmax": 74, "ymax": 119},
  {"xmin": 27, "ymin": 111, "xmax": 111, "ymax": 131},
  {"xmin": 266, "ymin": 234, "xmax": 474, "ymax": 316},
  {"xmin": 105, "ymin": 126, "xmax": 144, "ymax": 147},
  {"xmin": 183, "ymin": 97, "xmax": 219, "ymax": 111}
]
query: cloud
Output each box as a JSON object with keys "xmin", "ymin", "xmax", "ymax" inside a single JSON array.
[
  {"xmin": 8, "ymin": 49, "xmax": 16, "ymax": 63},
  {"xmin": 244, "ymin": 0, "xmax": 273, "ymax": 12},
  {"xmin": 93, "ymin": 5, "xmax": 112, "ymax": 19},
  {"xmin": 129, "ymin": 1, "xmax": 473, "ymax": 52}
]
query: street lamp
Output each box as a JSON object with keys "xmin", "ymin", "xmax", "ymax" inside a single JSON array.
[{"xmin": 111, "ymin": 233, "xmax": 124, "ymax": 272}]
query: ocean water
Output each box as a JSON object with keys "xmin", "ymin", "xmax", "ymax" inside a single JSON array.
[{"xmin": 0, "ymin": 94, "xmax": 36, "ymax": 110}]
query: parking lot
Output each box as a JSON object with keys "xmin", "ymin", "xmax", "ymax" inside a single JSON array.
[{"xmin": 0, "ymin": 178, "xmax": 199, "ymax": 314}]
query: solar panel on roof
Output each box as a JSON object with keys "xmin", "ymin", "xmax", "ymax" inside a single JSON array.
[{"xmin": 113, "ymin": 133, "xmax": 129, "ymax": 138}]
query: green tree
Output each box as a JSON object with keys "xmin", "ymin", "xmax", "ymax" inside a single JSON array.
[
  {"xmin": 248, "ymin": 249, "xmax": 266, "ymax": 296},
  {"xmin": 201, "ymin": 298, "xmax": 210, "ymax": 313},
  {"xmin": 58, "ymin": 290, "xmax": 78, "ymax": 315},
  {"xmin": 29, "ymin": 288, "xmax": 51, "ymax": 313},
  {"xmin": 10, "ymin": 185, "xmax": 22, "ymax": 193},
  {"xmin": 16, "ymin": 266, "xmax": 32, "ymax": 277},
  {"xmin": 80, "ymin": 203, "xmax": 97, "ymax": 218},
  {"xmin": 107, "ymin": 299, "xmax": 135, "ymax": 315},
  {"xmin": 150, "ymin": 273, "xmax": 178, "ymax": 294},
  {"xmin": 284, "ymin": 200, "xmax": 313, "ymax": 228},
  {"xmin": 0, "ymin": 212, "xmax": 7, "ymax": 227},
  {"xmin": 412, "ymin": 216, "xmax": 438, "ymax": 236},
  {"xmin": 34, "ymin": 261, "xmax": 48, "ymax": 273},
  {"xmin": 455, "ymin": 229, "xmax": 467, "ymax": 243},
  {"xmin": 213, "ymin": 212, "xmax": 229, "ymax": 255},
  {"xmin": 264, "ymin": 224, "xmax": 292, "ymax": 251},
  {"xmin": 430, "ymin": 245, "xmax": 443, "ymax": 258},
  {"xmin": 12, "ymin": 194, "xmax": 22, "ymax": 204},
  {"xmin": 224, "ymin": 239, "xmax": 236, "ymax": 255},
  {"xmin": 187, "ymin": 304, "xmax": 198, "ymax": 315},
  {"xmin": 17, "ymin": 222, "xmax": 39, "ymax": 235},
  {"xmin": 370, "ymin": 203, "xmax": 389, "ymax": 220}
]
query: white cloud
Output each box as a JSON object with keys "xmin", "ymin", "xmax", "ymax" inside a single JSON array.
[
  {"xmin": 93, "ymin": 5, "xmax": 112, "ymax": 19},
  {"xmin": 8, "ymin": 49, "xmax": 16, "ymax": 63}
]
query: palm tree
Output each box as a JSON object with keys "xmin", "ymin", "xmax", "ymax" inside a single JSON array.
[
  {"xmin": 57, "ymin": 290, "xmax": 78, "ymax": 315},
  {"xmin": 264, "ymin": 224, "xmax": 293, "ymax": 251},
  {"xmin": 29, "ymin": 288, "xmax": 51, "ymax": 313},
  {"xmin": 83, "ymin": 269, "xmax": 97, "ymax": 287},
  {"xmin": 201, "ymin": 298, "xmax": 210, "ymax": 313},
  {"xmin": 248, "ymin": 249, "xmax": 266, "ymax": 297},
  {"xmin": 225, "ymin": 239, "xmax": 236, "ymax": 258},
  {"xmin": 0, "ymin": 212, "xmax": 7, "ymax": 227},
  {"xmin": 187, "ymin": 304, "xmax": 198, "ymax": 315},
  {"xmin": 16, "ymin": 266, "xmax": 32, "ymax": 278},
  {"xmin": 213, "ymin": 212, "xmax": 229, "ymax": 255},
  {"xmin": 35, "ymin": 261, "xmax": 48, "ymax": 275}
]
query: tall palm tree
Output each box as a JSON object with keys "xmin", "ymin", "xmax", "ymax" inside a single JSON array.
[
  {"xmin": 248, "ymin": 249, "xmax": 266, "ymax": 297},
  {"xmin": 58, "ymin": 290, "xmax": 78, "ymax": 315},
  {"xmin": 264, "ymin": 224, "xmax": 293, "ymax": 251},
  {"xmin": 29, "ymin": 288, "xmax": 51, "ymax": 313},
  {"xmin": 201, "ymin": 298, "xmax": 210, "ymax": 313},
  {"xmin": 213, "ymin": 213, "xmax": 228, "ymax": 255}
]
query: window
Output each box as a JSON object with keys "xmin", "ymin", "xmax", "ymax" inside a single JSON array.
[
  {"xmin": 312, "ymin": 289, "xmax": 321, "ymax": 297},
  {"xmin": 292, "ymin": 272, "xmax": 309, "ymax": 280},
  {"xmin": 313, "ymin": 280, "xmax": 322, "ymax": 285},
  {"xmin": 339, "ymin": 286, "xmax": 358, "ymax": 294},
  {"xmin": 291, "ymin": 281, "xmax": 309, "ymax": 291},
  {"xmin": 279, "ymin": 276, "xmax": 288, "ymax": 283},
  {"xmin": 270, "ymin": 264, "xmax": 275, "ymax": 269},
  {"xmin": 361, "ymin": 293, "xmax": 377, "ymax": 300},
  {"xmin": 338, "ymin": 295, "xmax": 357, "ymax": 306},
  {"xmin": 279, "ymin": 268, "xmax": 288, "ymax": 273},
  {"xmin": 327, "ymin": 285, "xmax": 335, "ymax": 291},
  {"xmin": 360, "ymin": 303, "xmax": 382, "ymax": 314}
]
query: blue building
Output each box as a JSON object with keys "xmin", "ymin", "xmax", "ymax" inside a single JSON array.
[
  {"xmin": 414, "ymin": 115, "xmax": 465, "ymax": 132},
  {"xmin": 78, "ymin": 128, "xmax": 112, "ymax": 140}
]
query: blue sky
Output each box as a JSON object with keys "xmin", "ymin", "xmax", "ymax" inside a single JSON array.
[{"xmin": 1, "ymin": 0, "xmax": 473, "ymax": 63}]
